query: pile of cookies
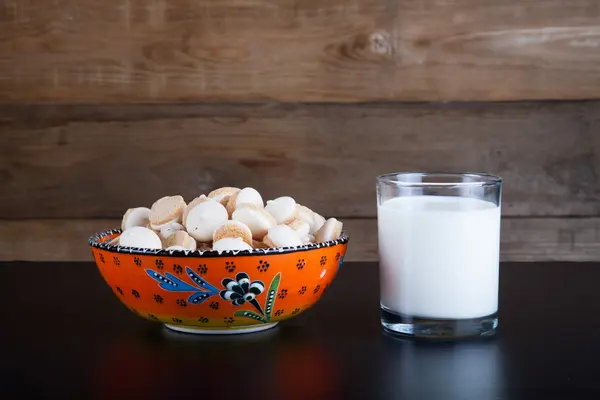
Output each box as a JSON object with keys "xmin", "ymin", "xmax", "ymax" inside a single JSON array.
[{"xmin": 114, "ymin": 187, "xmax": 344, "ymax": 252}]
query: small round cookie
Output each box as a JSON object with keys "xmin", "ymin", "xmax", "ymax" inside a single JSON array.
[
  {"xmin": 252, "ymin": 239, "xmax": 269, "ymax": 249},
  {"xmin": 302, "ymin": 234, "xmax": 315, "ymax": 244},
  {"xmin": 208, "ymin": 187, "xmax": 240, "ymax": 207},
  {"xmin": 185, "ymin": 199, "xmax": 229, "ymax": 242},
  {"xmin": 213, "ymin": 220, "xmax": 253, "ymax": 246},
  {"xmin": 182, "ymin": 195, "xmax": 209, "ymax": 228},
  {"xmin": 108, "ymin": 236, "xmax": 121, "ymax": 246},
  {"xmin": 166, "ymin": 245, "xmax": 188, "ymax": 251},
  {"xmin": 232, "ymin": 204, "xmax": 277, "ymax": 240},
  {"xmin": 119, "ymin": 226, "xmax": 162, "ymax": 249},
  {"xmin": 296, "ymin": 204, "xmax": 314, "ymax": 224},
  {"xmin": 158, "ymin": 221, "xmax": 185, "ymax": 241},
  {"xmin": 150, "ymin": 218, "xmax": 180, "ymax": 231},
  {"xmin": 165, "ymin": 230, "xmax": 197, "ymax": 251},
  {"xmin": 237, "ymin": 187, "xmax": 264, "ymax": 208},
  {"xmin": 265, "ymin": 196, "xmax": 297, "ymax": 225},
  {"xmin": 314, "ymin": 218, "xmax": 343, "ymax": 243},
  {"xmin": 296, "ymin": 204, "xmax": 324, "ymax": 234},
  {"xmin": 226, "ymin": 187, "xmax": 263, "ymax": 215},
  {"xmin": 287, "ymin": 218, "xmax": 310, "ymax": 240},
  {"xmin": 263, "ymin": 225, "xmax": 303, "ymax": 248},
  {"xmin": 213, "ymin": 237, "xmax": 253, "ymax": 251},
  {"xmin": 225, "ymin": 191, "xmax": 240, "ymax": 216},
  {"xmin": 311, "ymin": 212, "xmax": 326, "ymax": 234},
  {"xmin": 121, "ymin": 207, "xmax": 151, "ymax": 231},
  {"xmin": 149, "ymin": 195, "xmax": 186, "ymax": 227}
]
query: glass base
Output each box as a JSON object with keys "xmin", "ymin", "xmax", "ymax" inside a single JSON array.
[{"xmin": 381, "ymin": 306, "xmax": 498, "ymax": 340}]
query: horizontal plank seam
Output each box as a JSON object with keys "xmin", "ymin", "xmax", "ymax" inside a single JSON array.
[
  {"xmin": 2, "ymin": 99, "xmax": 600, "ymax": 108},
  {"xmin": 2, "ymin": 217, "xmax": 599, "ymax": 262},
  {"xmin": 2, "ymin": 99, "xmax": 600, "ymax": 113},
  {"xmin": 2, "ymin": 100, "xmax": 599, "ymax": 124}
]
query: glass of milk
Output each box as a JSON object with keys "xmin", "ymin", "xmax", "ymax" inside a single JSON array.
[{"xmin": 377, "ymin": 172, "xmax": 502, "ymax": 339}]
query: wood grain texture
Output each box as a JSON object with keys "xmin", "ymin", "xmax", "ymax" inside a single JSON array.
[
  {"xmin": 1, "ymin": 218, "xmax": 598, "ymax": 262},
  {"xmin": 1, "ymin": 0, "xmax": 600, "ymax": 103},
  {"xmin": 1, "ymin": 102, "xmax": 599, "ymax": 219}
]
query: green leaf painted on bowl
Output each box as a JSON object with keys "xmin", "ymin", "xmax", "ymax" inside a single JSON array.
[
  {"xmin": 264, "ymin": 273, "xmax": 281, "ymax": 321},
  {"xmin": 234, "ymin": 310, "xmax": 267, "ymax": 323}
]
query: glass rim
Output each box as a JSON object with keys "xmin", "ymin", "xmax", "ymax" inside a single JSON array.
[{"xmin": 376, "ymin": 172, "xmax": 502, "ymax": 188}]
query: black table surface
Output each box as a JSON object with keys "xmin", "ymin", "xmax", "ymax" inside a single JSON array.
[{"xmin": 2, "ymin": 261, "xmax": 600, "ymax": 399}]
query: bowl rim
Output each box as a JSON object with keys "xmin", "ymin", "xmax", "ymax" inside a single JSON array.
[{"xmin": 89, "ymin": 228, "xmax": 349, "ymax": 258}]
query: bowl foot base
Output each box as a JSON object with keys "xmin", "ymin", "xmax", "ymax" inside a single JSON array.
[{"xmin": 164, "ymin": 322, "xmax": 278, "ymax": 335}]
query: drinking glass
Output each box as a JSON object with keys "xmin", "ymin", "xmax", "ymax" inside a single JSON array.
[{"xmin": 377, "ymin": 172, "xmax": 502, "ymax": 339}]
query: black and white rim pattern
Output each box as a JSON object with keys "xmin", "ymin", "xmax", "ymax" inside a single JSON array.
[{"xmin": 89, "ymin": 228, "xmax": 349, "ymax": 258}]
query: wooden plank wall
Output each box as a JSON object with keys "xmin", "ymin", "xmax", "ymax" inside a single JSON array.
[{"xmin": 1, "ymin": 0, "xmax": 599, "ymax": 262}]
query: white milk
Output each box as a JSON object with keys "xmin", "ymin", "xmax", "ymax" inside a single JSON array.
[{"xmin": 378, "ymin": 196, "xmax": 500, "ymax": 319}]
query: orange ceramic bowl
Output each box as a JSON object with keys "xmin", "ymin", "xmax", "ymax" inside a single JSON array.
[{"xmin": 89, "ymin": 229, "xmax": 349, "ymax": 335}]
